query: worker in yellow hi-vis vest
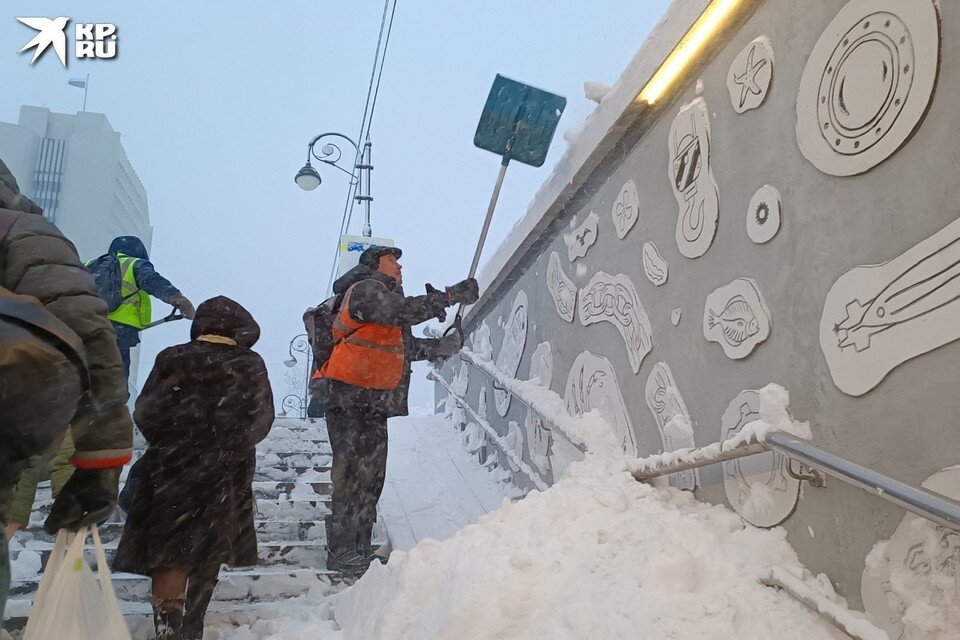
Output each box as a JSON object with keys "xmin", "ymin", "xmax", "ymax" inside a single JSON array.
[{"xmin": 87, "ymin": 236, "xmax": 196, "ymax": 378}]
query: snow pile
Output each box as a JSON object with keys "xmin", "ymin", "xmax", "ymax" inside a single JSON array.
[
  {"xmin": 582, "ymin": 81, "xmax": 612, "ymax": 104},
  {"xmin": 210, "ymin": 590, "xmax": 342, "ymax": 639},
  {"xmin": 862, "ymin": 465, "xmax": 960, "ymax": 640},
  {"xmin": 334, "ymin": 460, "xmax": 843, "ymax": 640},
  {"xmin": 469, "ymin": 321, "xmax": 493, "ymax": 360}
]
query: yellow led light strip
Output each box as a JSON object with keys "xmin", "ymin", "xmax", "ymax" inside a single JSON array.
[{"xmin": 638, "ymin": 0, "xmax": 742, "ymax": 105}]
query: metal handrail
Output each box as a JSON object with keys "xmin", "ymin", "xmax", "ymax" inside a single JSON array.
[
  {"xmin": 458, "ymin": 349, "xmax": 587, "ymax": 454},
  {"xmin": 428, "ymin": 370, "xmax": 549, "ymax": 491},
  {"xmin": 437, "ymin": 354, "xmax": 960, "ymax": 535}
]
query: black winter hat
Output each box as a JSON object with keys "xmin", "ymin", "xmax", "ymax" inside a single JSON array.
[{"xmin": 359, "ymin": 245, "xmax": 402, "ymax": 270}]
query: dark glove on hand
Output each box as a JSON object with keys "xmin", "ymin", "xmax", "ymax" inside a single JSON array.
[
  {"xmin": 169, "ymin": 293, "xmax": 196, "ymax": 320},
  {"xmin": 43, "ymin": 467, "xmax": 121, "ymax": 534},
  {"xmin": 446, "ymin": 278, "xmax": 480, "ymax": 305},
  {"xmin": 424, "ymin": 284, "xmax": 448, "ymax": 322}
]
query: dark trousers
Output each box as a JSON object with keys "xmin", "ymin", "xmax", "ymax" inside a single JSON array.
[
  {"xmin": 325, "ymin": 405, "xmax": 389, "ymax": 558},
  {"xmin": 0, "ymin": 320, "xmax": 84, "ymax": 615}
]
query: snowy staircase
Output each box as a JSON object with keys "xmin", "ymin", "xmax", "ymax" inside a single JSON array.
[{"xmin": 3, "ymin": 417, "xmax": 340, "ymax": 634}]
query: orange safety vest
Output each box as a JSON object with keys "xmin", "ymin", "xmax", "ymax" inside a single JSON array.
[{"xmin": 317, "ymin": 281, "xmax": 405, "ymax": 390}]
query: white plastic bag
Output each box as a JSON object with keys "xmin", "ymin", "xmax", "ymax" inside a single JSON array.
[{"xmin": 23, "ymin": 525, "xmax": 131, "ymax": 640}]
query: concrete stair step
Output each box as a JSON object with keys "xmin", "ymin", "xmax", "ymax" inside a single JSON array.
[
  {"xmin": 15, "ymin": 519, "xmax": 327, "ymax": 548},
  {"xmin": 11, "ymin": 539, "xmax": 330, "ymax": 573},
  {"xmin": 257, "ymin": 451, "xmax": 332, "ymax": 467},
  {"xmin": 255, "ymin": 498, "xmax": 331, "ymax": 520},
  {"xmin": 254, "ymin": 464, "xmax": 331, "ymax": 482},
  {"xmin": 252, "ymin": 480, "xmax": 332, "ymax": 500},
  {"xmin": 7, "ymin": 567, "xmax": 336, "ymax": 604},
  {"xmin": 4, "ymin": 583, "xmax": 348, "ymax": 631}
]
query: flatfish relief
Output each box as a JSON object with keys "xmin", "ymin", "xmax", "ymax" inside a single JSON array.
[
  {"xmin": 821, "ymin": 215, "xmax": 960, "ymax": 396},
  {"xmin": 703, "ymin": 278, "xmax": 771, "ymax": 359},
  {"xmin": 578, "ymin": 271, "xmax": 653, "ymax": 374}
]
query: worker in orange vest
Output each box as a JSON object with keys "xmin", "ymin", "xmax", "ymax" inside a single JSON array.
[{"xmin": 317, "ymin": 245, "xmax": 478, "ymax": 574}]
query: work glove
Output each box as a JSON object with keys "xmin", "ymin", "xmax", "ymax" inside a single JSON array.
[
  {"xmin": 445, "ymin": 278, "xmax": 480, "ymax": 305},
  {"xmin": 429, "ymin": 330, "xmax": 465, "ymax": 365},
  {"xmin": 43, "ymin": 467, "xmax": 121, "ymax": 534},
  {"xmin": 169, "ymin": 292, "xmax": 196, "ymax": 320},
  {"xmin": 424, "ymin": 285, "xmax": 449, "ymax": 322}
]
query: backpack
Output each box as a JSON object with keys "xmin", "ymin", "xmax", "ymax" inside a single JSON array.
[
  {"xmin": 303, "ymin": 293, "xmax": 345, "ymax": 371},
  {"xmin": 85, "ymin": 253, "xmax": 124, "ymax": 312}
]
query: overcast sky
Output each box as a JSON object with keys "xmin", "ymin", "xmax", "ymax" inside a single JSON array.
[{"xmin": 0, "ymin": 1, "xmax": 671, "ymax": 409}]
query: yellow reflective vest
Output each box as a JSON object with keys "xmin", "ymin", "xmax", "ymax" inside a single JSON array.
[{"xmin": 108, "ymin": 253, "xmax": 152, "ymax": 329}]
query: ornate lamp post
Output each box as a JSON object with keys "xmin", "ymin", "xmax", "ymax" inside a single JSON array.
[
  {"xmin": 294, "ymin": 132, "xmax": 374, "ymax": 237},
  {"xmin": 283, "ymin": 333, "xmax": 312, "ymax": 419}
]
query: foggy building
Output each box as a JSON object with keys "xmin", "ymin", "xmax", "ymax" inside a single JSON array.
[
  {"xmin": 0, "ymin": 105, "xmax": 152, "ymax": 387},
  {"xmin": 0, "ymin": 105, "xmax": 152, "ymax": 261}
]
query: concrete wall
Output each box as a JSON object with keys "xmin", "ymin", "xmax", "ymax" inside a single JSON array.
[{"xmin": 435, "ymin": 0, "xmax": 960, "ymax": 605}]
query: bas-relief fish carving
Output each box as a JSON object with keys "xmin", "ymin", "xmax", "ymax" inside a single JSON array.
[
  {"xmin": 578, "ymin": 271, "xmax": 652, "ymax": 373},
  {"xmin": 702, "ymin": 278, "xmax": 771, "ymax": 359},
  {"xmin": 547, "ymin": 252, "xmax": 576, "ymax": 322},
  {"xmin": 706, "ymin": 295, "xmax": 760, "ymax": 347}
]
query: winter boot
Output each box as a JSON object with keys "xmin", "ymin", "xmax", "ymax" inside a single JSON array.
[
  {"xmin": 153, "ymin": 598, "xmax": 185, "ymax": 640},
  {"xmin": 328, "ymin": 549, "xmax": 373, "ymax": 576}
]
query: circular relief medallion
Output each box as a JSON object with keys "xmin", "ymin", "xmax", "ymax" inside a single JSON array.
[{"xmin": 796, "ymin": 0, "xmax": 939, "ymax": 176}]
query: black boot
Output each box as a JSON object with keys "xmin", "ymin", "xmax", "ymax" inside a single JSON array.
[{"xmin": 153, "ymin": 598, "xmax": 184, "ymax": 640}]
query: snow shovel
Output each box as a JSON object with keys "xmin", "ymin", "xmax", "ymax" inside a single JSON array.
[
  {"xmin": 448, "ymin": 74, "xmax": 566, "ymax": 334},
  {"xmin": 143, "ymin": 307, "xmax": 184, "ymax": 330}
]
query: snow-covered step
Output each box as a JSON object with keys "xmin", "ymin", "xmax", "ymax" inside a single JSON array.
[
  {"xmin": 252, "ymin": 479, "xmax": 332, "ymax": 500},
  {"xmin": 263, "ymin": 427, "xmax": 330, "ymax": 443},
  {"xmin": 258, "ymin": 439, "xmax": 331, "ymax": 455},
  {"xmin": 16, "ymin": 518, "xmax": 327, "ymax": 548},
  {"xmin": 254, "ymin": 464, "xmax": 331, "ymax": 482},
  {"xmin": 8, "ymin": 567, "xmax": 336, "ymax": 604},
  {"xmin": 11, "ymin": 539, "xmax": 330, "ymax": 573},
  {"xmin": 254, "ymin": 498, "xmax": 330, "ymax": 520},
  {"xmin": 4, "ymin": 585, "xmax": 346, "ymax": 631},
  {"xmin": 258, "ymin": 451, "xmax": 332, "ymax": 467}
]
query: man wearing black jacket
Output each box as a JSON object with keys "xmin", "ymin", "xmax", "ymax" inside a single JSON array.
[{"xmin": 319, "ymin": 245, "xmax": 478, "ymax": 573}]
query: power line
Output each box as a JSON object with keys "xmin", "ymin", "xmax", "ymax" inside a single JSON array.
[{"xmin": 323, "ymin": 0, "xmax": 399, "ymax": 296}]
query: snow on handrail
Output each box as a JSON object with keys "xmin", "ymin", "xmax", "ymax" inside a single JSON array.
[
  {"xmin": 428, "ymin": 369, "xmax": 550, "ymax": 492},
  {"xmin": 458, "ymin": 348, "xmax": 589, "ymax": 454},
  {"xmin": 627, "ymin": 438, "xmax": 772, "ymax": 482},
  {"xmin": 761, "ymin": 566, "xmax": 891, "ymax": 640}
]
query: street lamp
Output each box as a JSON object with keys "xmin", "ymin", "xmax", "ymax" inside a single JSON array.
[
  {"xmin": 295, "ymin": 132, "xmax": 374, "ymax": 237},
  {"xmin": 283, "ymin": 333, "xmax": 312, "ymax": 419}
]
